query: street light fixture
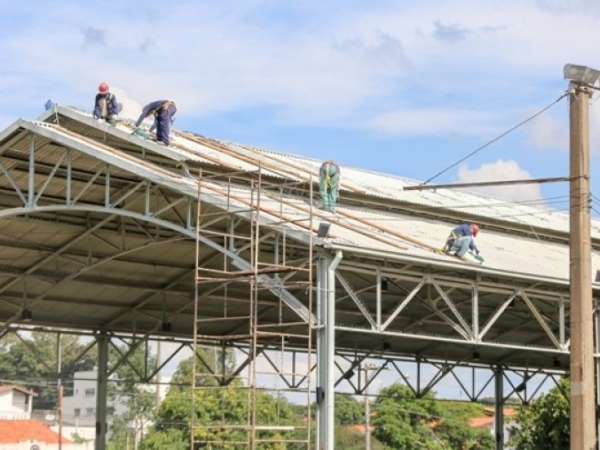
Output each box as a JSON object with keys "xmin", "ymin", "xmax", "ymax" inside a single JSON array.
[{"xmin": 563, "ymin": 63, "xmax": 600, "ymax": 85}]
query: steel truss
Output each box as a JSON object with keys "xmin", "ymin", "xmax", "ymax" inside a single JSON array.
[{"xmin": 0, "ymin": 115, "xmax": 596, "ymax": 449}]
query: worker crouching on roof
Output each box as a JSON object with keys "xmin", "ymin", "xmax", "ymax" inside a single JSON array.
[
  {"xmin": 319, "ymin": 160, "xmax": 340, "ymax": 212},
  {"xmin": 443, "ymin": 223, "xmax": 484, "ymax": 263},
  {"xmin": 93, "ymin": 82, "xmax": 121, "ymax": 125},
  {"xmin": 134, "ymin": 100, "xmax": 177, "ymax": 145}
]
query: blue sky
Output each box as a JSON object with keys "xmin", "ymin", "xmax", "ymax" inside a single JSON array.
[{"xmin": 3, "ymin": 0, "xmax": 600, "ymax": 213}]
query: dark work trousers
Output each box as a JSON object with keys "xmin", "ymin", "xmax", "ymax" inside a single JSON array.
[{"xmin": 156, "ymin": 104, "xmax": 177, "ymax": 145}]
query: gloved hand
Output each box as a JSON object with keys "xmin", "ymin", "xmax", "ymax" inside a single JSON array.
[{"xmin": 474, "ymin": 254, "xmax": 484, "ymax": 264}]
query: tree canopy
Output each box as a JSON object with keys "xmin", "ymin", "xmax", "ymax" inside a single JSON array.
[
  {"xmin": 141, "ymin": 352, "xmax": 303, "ymax": 450},
  {"xmin": 0, "ymin": 331, "xmax": 96, "ymax": 409},
  {"xmin": 509, "ymin": 377, "xmax": 570, "ymax": 449},
  {"xmin": 372, "ymin": 383, "xmax": 495, "ymax": 450}
]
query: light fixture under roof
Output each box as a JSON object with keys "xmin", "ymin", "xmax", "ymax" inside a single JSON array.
[
  {"xmin": 21, "ymin": 308, "xmax": 33, "ymax": 322},
  {"xmin": 317, "ymin": 222, "xmax": 331, "ymax": 238}
]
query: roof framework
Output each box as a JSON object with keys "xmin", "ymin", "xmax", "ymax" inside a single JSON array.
[{"xmin": 0, "ymin": 105, "xmax": 597, "ymax": 448}]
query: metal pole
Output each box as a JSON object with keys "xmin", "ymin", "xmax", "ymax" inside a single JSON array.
[
  {"xmin": 326, "ymin": 252, "xmax": 342, "ymax": 450},
  {"xmin": 58, "ymin": 385, "xmax": 64, "ymax": 450},
  {"xmin": 569, "ymin": 81, "xmax": 596, "ymax": 450},
  {"xmin": 494, "ymin": 365, "xmax": 504, "ymax": 450},
  {"xmin": 57, "ymin": 332, "xmax": 63, "ymax": 450},
  {"xmin": 95, "ymin": 333, "xmax": 109, "ymax": 450}
]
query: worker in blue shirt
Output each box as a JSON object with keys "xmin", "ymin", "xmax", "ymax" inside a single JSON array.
[
  {"xmin": 319, "ymin": 160, "xmax": 340, "ymax": 212},
  {"xmin": 134, "ymin": 100, "xmax": 177, "ymax": 145},
  {"xmin": 93, "ymin": 82, "xmax": 120, "ymax": 125},
  {"xmin": 443, "ymin": 223, "xmax": 484, "ymax": 262}
]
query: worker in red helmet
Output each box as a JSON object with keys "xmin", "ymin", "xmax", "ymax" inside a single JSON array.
[
  {"xmin": 93, "ymin": 82, "xmax": 120, "ymax": 125},
  {"xmin": 442, "ymin": 223, "xmax": 484, "ymax": 263}
]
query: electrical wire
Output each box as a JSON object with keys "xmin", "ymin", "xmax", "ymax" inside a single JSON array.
[{"xmin": 423, "ymin": 93, "xmax": 569, "ymax": 185}]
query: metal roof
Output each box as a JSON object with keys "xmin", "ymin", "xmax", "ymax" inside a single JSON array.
[
  {"xmin": 0, "ymin": 103, "xmax": 592, "ymax": 370},
  {"xmin": 38, "ymin": 105, "xmax": 598, "ymax": 284}
]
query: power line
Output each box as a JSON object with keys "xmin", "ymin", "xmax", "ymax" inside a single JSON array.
[{"xmin": 423, "ymin": 93, "xmax": 569, "ymax": 185}]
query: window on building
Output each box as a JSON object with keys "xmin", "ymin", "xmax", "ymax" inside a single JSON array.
[
  {"xmin": 86, "ymin": 408, "xmax": 94, "ymax": 416},
  {"xmin": 84, "ymin": 388, "xmax": 95, "ymax": 397},
  {"xmin": 74, "ymin": 408, "xmax": 80, "ymax": 417}
]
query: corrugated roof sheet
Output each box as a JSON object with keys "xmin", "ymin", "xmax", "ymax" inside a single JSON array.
[{"xmin": 37, "ymin": 105, "xmax": 600, "ymax": 283}]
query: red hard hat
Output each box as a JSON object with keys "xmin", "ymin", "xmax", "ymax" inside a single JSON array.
[
  {"xmin": 471, "ymin": 224, "xmax": 480, "ymax": 236},
  {"xmin": 98, "ymin": 82, "xmax": 109, "ymax": 93}
]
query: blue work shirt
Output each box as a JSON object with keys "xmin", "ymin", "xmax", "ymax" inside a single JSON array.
[
  {"xmin": 135, "ymin": 100, "xmax": 171, "ymax": 127},
  {"xmin": 93, "ymin": 93, "xmax": 119, "ymax": 119}
]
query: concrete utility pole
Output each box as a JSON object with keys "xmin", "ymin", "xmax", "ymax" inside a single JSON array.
[
  {"xmin": 564, "ymin": 63, "xmax": 599, "ymax": 450},
  {"xmin": 362, "ymin": 363, "xmax": 378, "ymax": 450}
]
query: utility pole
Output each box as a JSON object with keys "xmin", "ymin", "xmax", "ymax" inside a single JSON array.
[
  {"xmin": 363, "ymin": 363, "xmax": 376, "ymax": 450},
  {"xmin": 564, "ymin": 63, "xmax": 599, "ymax": 450},
  {"xmin": 56, "ymin": 333, "xmax": 63, "ymax": 450}
]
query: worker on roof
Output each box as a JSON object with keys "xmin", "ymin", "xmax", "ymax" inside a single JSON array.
[
  {"xmin": 443, "ymin": 223, "xmax": 484, "ymax": 263},
  {"xmin": 134, "ymin": 100, "xmax": 177, "ymax": 145},
  {"xmin": 93, "ymin": 82, "xmax": 121, "ymax": 125},
  {"xmin": 319, "ymin": 160, "xmax": 340, "ymax": 212}
]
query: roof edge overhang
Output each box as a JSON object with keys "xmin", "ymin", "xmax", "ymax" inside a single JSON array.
[{"xmin": 326, "ymin": 241, "xmax": 591, "ymax": 290}]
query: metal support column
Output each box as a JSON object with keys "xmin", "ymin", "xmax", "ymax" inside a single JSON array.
[
  {"xmin": 95, "ymin": 333, "xmax": 109, "ymax": 450},
  {"xmin": 316, "ymin": 256, "xmax": 327, "ymax": 448},
  {"xmin": 315, "ymin": 251, "xmax": 342, "ymax": 450},
  {"xmin": 494, "ymin": 365, "xmax": 504, "ymax": 450}
]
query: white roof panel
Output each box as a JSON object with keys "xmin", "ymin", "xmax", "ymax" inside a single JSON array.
[{"xmin": 37, "ymin": 105, "xmax": 599, "ymax": 284}]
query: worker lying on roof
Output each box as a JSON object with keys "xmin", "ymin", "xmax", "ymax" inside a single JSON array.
[{"xmin": 442, "ymin": 223, "xmax": 484, "ymax": 263}]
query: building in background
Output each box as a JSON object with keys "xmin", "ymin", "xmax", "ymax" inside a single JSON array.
[
  {"xmin": 62, "ymin": 370, "xmax": 126, "ymax": 428},
  {"xmin": 0, "ymin": 385, "xmax": 37, "ymax": 420}
]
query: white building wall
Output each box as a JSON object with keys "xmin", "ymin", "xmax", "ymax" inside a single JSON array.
[
  {"xmin": 61, "ymin": 371, "xmax": 127, "ymax": 427},
  {"xmin": 0, "ymin": 390, "xmax": 31, "ymax": 420}
]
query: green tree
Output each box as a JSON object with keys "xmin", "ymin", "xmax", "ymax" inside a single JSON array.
[
  {"xmin": 434, "ymin": 419, "xmax": 495, "ymax": 449},
  {"xmin": 372, "ymin": 383, "xmax": 443, "ymax": 450},
  {"xmin": 372, "ymin": 384, "xmax": 495, "ymax": 450},
  {"xmin": 138, "ymin": 428, "xmax": 188, "ymax": 450},
  {"xmin": 0, "ymin": 331, "xmax": 96, "ymax": 409},
  {"xmin": 434, "ymin": 401, "xmax": 495, "ymax": 450},
  {"xmin": 334, "ymin": 393, "xmax": 364, "ymax": 425},
  {"xmin": 509, "ymin": 377, "xmax": 570, "ymax": 449},
  {"xmin": 142, "ymin": 353, "xmax": 299, "ymax": 449}
]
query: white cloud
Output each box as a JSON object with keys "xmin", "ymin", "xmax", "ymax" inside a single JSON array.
[
  {"xmin": 456, "ymin": 159, "xmax": 543, "ymax": 202},
  {"xmin": 3, "ymin": 0, "xmax": 600, "ymax": 180}
]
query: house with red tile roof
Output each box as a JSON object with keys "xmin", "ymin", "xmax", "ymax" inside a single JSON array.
[
  {"xmin": 0, "ymin": 385, "xmax": 37, "ymax": 420},
  {"xmin": 0, "ymin": 419, "xmax": 76, "ymax": 449}
]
